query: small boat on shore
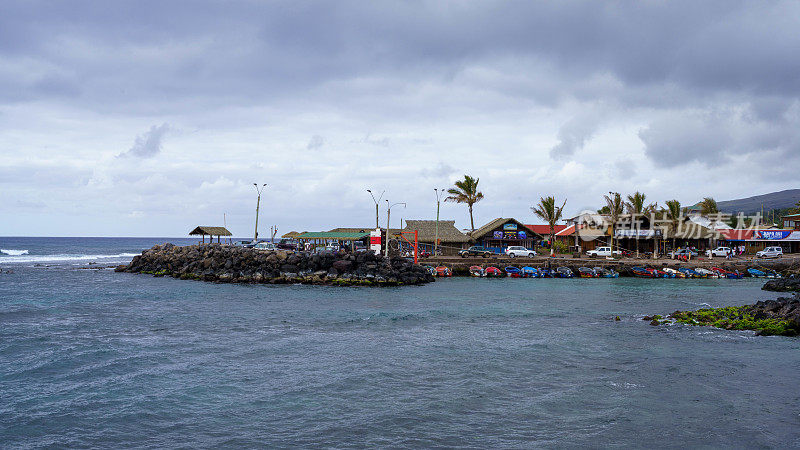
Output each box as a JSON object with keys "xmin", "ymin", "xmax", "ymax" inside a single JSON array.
[
  {"xmin": 435, "ymin": 266, "xmax": 452, "ymax": 277},
  {"xmin": 469, "ymin": 265, "xmax": 485, "ymax": 277},
  {"xmin": 594, "ymin": 267, "xmax": 619, "ymax": 278},
  {"xmin": 663, "ymin": 268, "xmax": 685, "ymax": 278},
  {"xmin": 539, "ymin": 268, "xmax": 553, "ymax": 278},
  {"xmin": 578, "ymin": 267, "xmax": 597, "ymax": 278},
  {"xmin": 556, "ymin": 266, "xmax": 574, "ymax": 278},
  {"xmin": 694, "ymin": 267, "xmax": 717, "ymax": 278},
  {"xmin": 747, "ymin": 268, "xmax": 766, "ymax": 278},
  {"xmin": 631, "ymin": 266, "xmax": 655, "ymax": 278},
  {"xmin": 678, "ymin": 267, "xmax": 701, "ymax": 278},
  {"xmin": 712, "ymin": 267, "xmax": 742, "ymax": 279},
  {"xmin": 505, "ymin": 266, "xmax": 522, "ymax": 278},
  {"xmin": 424, "ymin": 266, "xmax": 437, "ymax": 276},
  {"xmin": 652, "ymin": 268, "xmax": 670, "ymax": 278},
  {"xmin": 484, "ymin": 266, "xmax": 502, "ymax": 277},
  {"xmin": 764, "ymin": 269, "xmax": 781, "ymax": 278},
  {"xmin": 522, "ymin": 266, "xmax": 539, "ymax": 278}
]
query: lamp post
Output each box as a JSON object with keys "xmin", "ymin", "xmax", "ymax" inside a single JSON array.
[
  {"xmin": 434, "ymin": 188, "xmax": 445, "ymax": 256},
  {"xmin": 367, "ymin": 189, "xmax": 384, "ymax": 229},
  {"xmin": 386, "ymin": 200, "xmax": 406, "ymax": 257},
  {"xmin": 253, "ymin": 183, "xmax": 266, "ymax": 242}
]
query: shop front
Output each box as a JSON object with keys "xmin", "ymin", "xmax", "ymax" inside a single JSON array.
[{"xmin": 470, "ymin": 218, "xmax": 541, "ymax": 253}]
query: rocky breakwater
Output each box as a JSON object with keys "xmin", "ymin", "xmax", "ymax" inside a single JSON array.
[
  {"xmin": 116, "ymin": 243, "xmax": 435, "ymax": 286},
  {"xmin": 762, "ymin": 276, "xmax": 800, "ymax": 292}
]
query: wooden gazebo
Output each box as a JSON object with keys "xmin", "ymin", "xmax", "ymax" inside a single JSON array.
[{"xmin": 189, "ymin": 226, "xmax": 232, "ymax": 244}]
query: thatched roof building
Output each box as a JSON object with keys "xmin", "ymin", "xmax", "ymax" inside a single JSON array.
[{"xmin": 189, "ymin": 226, "xmax": 232, "ymax": 244}]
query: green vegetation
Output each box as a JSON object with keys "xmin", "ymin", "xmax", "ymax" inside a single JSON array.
[
  {"xmin": 669, "ymin": 306, "xmax": 797, "ymax": 336},
  {"xmin": 603, "ymin": 192, "xmax": 624, "ymax": 254},
  {"xmin": 531, "ymin": 196, "xmax": 567, "ymax": 256},
  {"xmin": 445, "ymin": 174, "xmax": 484, "ymax": 233}
]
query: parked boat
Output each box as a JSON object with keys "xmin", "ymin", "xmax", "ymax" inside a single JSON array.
[
  {"xmin": 556, "ymin": 266, "xmax": 574, "ymax": 278},
  {"xmin": 712, "ymin": 267, "xmax": 742, "ymax": 279},
  {"xmin": 694, "ymin": 267, "xmax": 717, "ymax": 278},
  {"xmin": 631, "ymin": 266, "xmax": 655, "ymax": 278},
  {"xmin": 538, "ymin": 268, "xmax": 553, "ymax": 278},
  {"xmin": 578, "ymin": 267, "xmax": 597, "ymax": 278},
  {"xmin": 469, "ymin": 265, "xmax": 485, "ymax": 277},
  {"xmin": 747, "ymin": 268, "xmax": 766, "ymax": 278},
  {"xmin": 505, "ymin": 266, "xmax": 522, "ymax": 278},
  {"xmin": 435, "ymin": 266, "xmax": 452, "ymax": 277},
  {"xmin": 522, "ymin": 266, "xmax": 539, "ymax": 278},
  {"xmin": 678, "ymin": 267, "xmax": 701, "ymax": 278},
  {"xmin": 594, "ymin": 267, "xmax": 619, "ymax": 278},
  {"xmin": 651, "ymin": 268, "xmax": 670, "ymax": 278},
  {"xmin": 484, "ymin": 266, "xmax": 502, "ymax": 277},
  {"xmin": 763, "ymin": 269, "xmax": 781, "ymax": 278},
  {"xmin": 663, "ymin": 268, "xmax": 685, "ymax": 278},
  {"xmin": 424, "ymin": 266, "xmax": 437, "ymax": 276}
]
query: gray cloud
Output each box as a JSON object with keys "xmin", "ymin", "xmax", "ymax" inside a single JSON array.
[
  {"xmin": 3, "ymin": 1, "xmax": 800, "ymax": 235},
  {"xmin": 307, "ymin": 134, "xmax": 324, "ymax": 150},
  {"xmin": 118, "ymin": 123, "xmax": 170, "ymax": 158},
  {"xmin": 550, "ymin": 112, "xmax": 600, "ymax": 159}
]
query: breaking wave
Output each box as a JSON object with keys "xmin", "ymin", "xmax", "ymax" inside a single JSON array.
[
  {"xmin": 0, "ymin": 252, "xmax": 139, "ymax": 265},
  {"xmin": 1, "ymin": 249, "xmax": 29, "ymax": 256}
]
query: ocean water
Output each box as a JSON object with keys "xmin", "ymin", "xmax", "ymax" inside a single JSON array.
[{"xmin": 1, "ymin": 237, "xmax": 799, "ymax": 448}]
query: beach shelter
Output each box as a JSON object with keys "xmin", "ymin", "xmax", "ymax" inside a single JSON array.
[{"xmin": 189, "ymin": 226, "xmax": 232, "ymax": 244}]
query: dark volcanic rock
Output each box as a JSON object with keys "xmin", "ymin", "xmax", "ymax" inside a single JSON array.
[
  {"xmin": 118, "ymin": 244, "xmax": 434, "ymax": 287},
  {"xmin": 762, "ymin": 277, "xmax": 800, "ymax": 292}
]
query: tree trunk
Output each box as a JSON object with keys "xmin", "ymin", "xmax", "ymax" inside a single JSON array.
[
  {"xmin": 468, "ymin": 204, "xmax": 475, "ymax": 232},
  {"xmin": 550, "ymin": 225, "xmax": 555, "ymax": 256}
]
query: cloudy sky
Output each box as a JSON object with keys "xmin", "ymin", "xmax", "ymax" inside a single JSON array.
[{"xmin": 2, "ymin": 1, "xmax": 799, "ymax": 237}]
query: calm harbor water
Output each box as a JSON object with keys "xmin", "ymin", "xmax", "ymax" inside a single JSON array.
[{"xmin": 1, "ymin": 238, "xmax": 799, "ymax": 448}]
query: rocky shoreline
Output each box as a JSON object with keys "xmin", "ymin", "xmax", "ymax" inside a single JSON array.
[
  {"xmin": 762, "ymin": 277, "xmax": 800, "ymax": 292},
  {"xmin": 116, "ymin": 244, "xmax": 435, "ymax": 286},
  {"xmin": 645, "ymin": 292, "xmax": 800, "ymax": 336}
]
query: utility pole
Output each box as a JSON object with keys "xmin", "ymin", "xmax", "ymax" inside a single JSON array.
[
  {"xmin": 253, "ymin": 183, "xmax": 267, "ymax": 242},
  {"xmin": 434, "ymin": 188, "xmax": 445, "ymax": 256},
  {"xmin": 367, "ymin": 189, "xmax": 384, "ymax": 229},
  {"xmin": 385, "ymin": 200, "xmax": 406, "ymax": 257}
]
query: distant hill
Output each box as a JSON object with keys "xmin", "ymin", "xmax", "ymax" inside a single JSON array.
[{"xmin": 712, "ymin": 189, "xmax": 800, "ymax": 214}]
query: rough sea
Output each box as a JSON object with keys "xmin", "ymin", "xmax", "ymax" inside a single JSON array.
[{"xmin": 1, "ymin": 237, "xmax": 799, "ymax": 448}]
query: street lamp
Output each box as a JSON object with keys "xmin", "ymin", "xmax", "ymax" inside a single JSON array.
[
  {"xmin": 367, "ymin": 189, "xmax": 384, "ymax": 229},
  {"xmin": 385, "ymin": 200, "xmax": 406, "ymax": 257},
  {"xmin": 253, "ymin": 183, "xmax": 267, "ymax": 242},
  {"xmin": 434, "ymin": 188, "xmax": 445, "ymax": 256}
]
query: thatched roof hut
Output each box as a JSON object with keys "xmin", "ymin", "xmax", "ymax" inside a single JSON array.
[
  {"xmin": 189, "ymin": 226, "xmax": 232, "ymax": 244},
  {"xmin": 399, "ymin": 220, "xmax": 471, "ymax": 244}
]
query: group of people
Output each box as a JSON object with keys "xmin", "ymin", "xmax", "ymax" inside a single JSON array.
[{"xmin": 726, "ymin": 245, "xmax": 747, "ymax": 258}]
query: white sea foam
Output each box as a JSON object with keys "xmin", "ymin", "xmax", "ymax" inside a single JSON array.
[
  {"xmin": 0, "ymin": 253, "xmax": 139, "ymax": 265},
  {"xmin": 1, "ymin": 249, "xmax": 29, "ymax": 256}
]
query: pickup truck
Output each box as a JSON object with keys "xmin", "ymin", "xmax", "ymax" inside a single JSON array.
[
  {"xmin": 586, "ymin": 247, "xmax": 622, "ymax": 257},
  {"xmin": 459, "ymin": 246, "xmax": 494, "ymax": 258}
]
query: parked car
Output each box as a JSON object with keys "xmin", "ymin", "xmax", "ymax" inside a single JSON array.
[
  {"xmin": 276, "ymin": 238, "xmax": 298, "ymax": 250},
  {"xmin": 586, "ymin": 247, "xmax": 622, "ymax": 257},
  {"xmin": 756, "ymin": 246, "xmax": 783, "ymax": 259},
  {"xmin": 353, "ymin": 242, "xmax": 368, "ymax": 252},
  {"xmin": 314, "ymin": 246, "xmax": 338, "ymax": 254},
  {"xmin": 459, "ymin": 246, "xmax": 494, "ymax": 258},
  {"xmin": 668, "ymin": 248, "xmax": 699, "ymax": 258},
  {"xmin": 505, "ymin": 246, "xmax": 537, "ymax": 258},
  {"xmin": 254, "ymin": 242, "xmax": 277, "ymax": 251},
  {"xmin": 705, "ymin": 247, "xmax": 732, "ymax": 257},
  {"xmin": 233, "ymin": 240, "xmax": 255, "ymax": 248}
]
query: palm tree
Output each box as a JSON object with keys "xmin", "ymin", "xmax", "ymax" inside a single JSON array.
[
  {"xmin": 531, "ymin": 196, "xmax": 567, "ymax": 256},
  {"xmin": 445, "ymin": 175, "xmax": 484, "ymax": 233},
  {"xmin": 665, "ymin": 199, "xmax": 685, "ymax": 255},
  {"xmin": 699, "ymin": 197, "xmax": 719, "ymax": 215},
  {"xmin": 625, "ymin": 191, "xmax": 657, "ymax": 258},
  {"xmin": 604, "ymin": 192, "xmax": 624, "ymax": 253}
]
